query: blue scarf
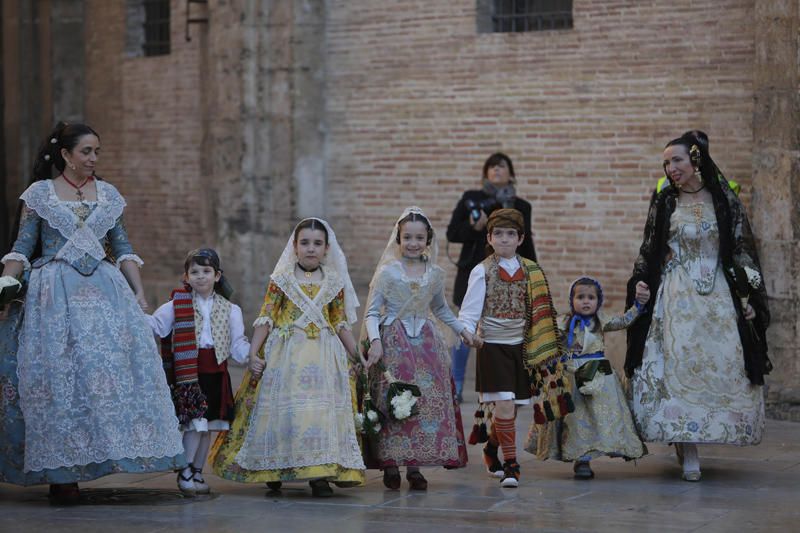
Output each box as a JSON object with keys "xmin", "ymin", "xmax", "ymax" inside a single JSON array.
[{"xmin": 567, "ymin": 314, "xmax": 594, "ymax": 350}]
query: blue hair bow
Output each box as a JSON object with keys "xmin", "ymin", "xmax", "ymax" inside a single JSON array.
[{"xmin": 567, "ymin": 314, "xmax": 593, "ymax": 349}]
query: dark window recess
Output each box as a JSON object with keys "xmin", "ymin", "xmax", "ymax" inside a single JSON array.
[
  {"xmin": 491, "ymin": 0, "xmax": 572, "ymax": 32},
  {"xmin": 143, "ymin": 0, "xmax": 170, "ymax": 56}
]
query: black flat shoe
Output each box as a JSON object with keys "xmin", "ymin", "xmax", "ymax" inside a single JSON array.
[
  {"xmin": 406, "ymin": 471, "xmax": 428, "ymax": 491},
  {"xmin": 383, "ymin": 467, "xmax": 401, "ymax": 490},
  {"xmin": 573, "ymin": 461, "xmax": 595, "ymax": 480},
  {"xmin": 309, "ymin": 479, "xmax": 333, "ymax": 497},
  {"xmin": 49, "ymin": 483, "xmax": 80, "ymax": 505}
]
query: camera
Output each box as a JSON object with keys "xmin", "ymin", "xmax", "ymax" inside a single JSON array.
[{"xmin": 464, "ymin": 198, "xmax": 499, "ymax": 223}]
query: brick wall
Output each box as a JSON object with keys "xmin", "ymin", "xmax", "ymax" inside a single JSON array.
[
  {"xmin": 78, "ymin": 0, "xmax": 761, "ymax": 371},
  {"xmin": 324, "ymin": 0, "xmax": 756, "ymax": 364},
  {"xmin": 85, "ymin": 0, "xmax": 210, "ymax": 304}
]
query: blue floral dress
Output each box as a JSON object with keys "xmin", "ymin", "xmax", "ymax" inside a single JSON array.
[{"xmin": 0, "ymin": 180, "xmax": 184, "ymax": 484}]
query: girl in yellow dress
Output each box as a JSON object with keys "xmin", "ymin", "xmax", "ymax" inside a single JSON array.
[{"xmin": 210, "ymin": 218, "xmax": 365, "ymax": 497}]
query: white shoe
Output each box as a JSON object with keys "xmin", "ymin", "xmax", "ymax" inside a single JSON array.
[
  {"xmin": 680, "ymin": 443, "xmax": 701, "ymax": 482},
  {"xmin": 177, "ymin": 468, "xmax": 196, "ymax": 495},
  {"xmin": 192, "ymin": 468, "xmax": 210, "ymax": 494},
  {"xmin": 500, "ymin": 475, "xmax": 519, "ymax": 488},
  {"xmin": 499, "ymin": 462, "xmax": 520, "ymax": 488}
]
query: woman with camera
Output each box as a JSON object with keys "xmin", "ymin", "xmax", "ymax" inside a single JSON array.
[{"xmin": 446, "ymin": 152, "xmax": 537, "ymax": 405}]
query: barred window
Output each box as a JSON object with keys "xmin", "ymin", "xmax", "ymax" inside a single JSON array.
[
  {"xmin": 143, "ymin": 0, "xmax": 170, "ymax": 56},
  {"xmin": 126, "ymin": 0, "xmax": 170, "ymax": 57},
  {"xmin": 478, "ymin": 0, "xmax": 573, "ymax": 33}
]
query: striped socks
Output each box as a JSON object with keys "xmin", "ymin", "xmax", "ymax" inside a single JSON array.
[{"xmin": 494, "ymin": 416, "xmax": 517, "ymax": 463}]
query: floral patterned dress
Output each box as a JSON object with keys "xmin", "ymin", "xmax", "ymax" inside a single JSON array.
[
  {"xmin": 631, "ymin": 202, "xmax": 765, "ymax": 444},
  {"xmin": 210, "ymin": 269, "xmax": 365, "ymax": 484},
  {"xmin": 364, "ymin": 261, "xmax": 468, "ymax": 468},
  {"xmin": 527, "ymin": 309, "xmax": 646, "ymax": 462},
  {"xmin": 0, "ymin": 180, "xmax": 184, "ymax": 484}
]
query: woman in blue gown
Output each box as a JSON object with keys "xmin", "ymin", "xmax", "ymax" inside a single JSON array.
[{"xmin": 0, "ymin": 122, "xmax": 184, "ymax": 503}]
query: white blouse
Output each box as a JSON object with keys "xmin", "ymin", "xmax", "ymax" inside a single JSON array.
[{"xmin": 148, "ymin": 293, "xmax": 250, "ymax": 364}]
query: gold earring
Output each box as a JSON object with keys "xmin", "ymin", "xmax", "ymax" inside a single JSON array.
[{"xmin": 69, "ymin": 163, "xmax": 76, "ymax": 170}]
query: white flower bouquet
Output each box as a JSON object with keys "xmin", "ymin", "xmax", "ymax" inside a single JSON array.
[
  {"xmin": 355, "ymin": 361, "xmax": 383, "ymax": 436},
  {"xmin": 356, "ymin": 403, "xmax": 382, "ymax": 435},
  {"xmin": 384, "ymin": 370, "xmax": 421, "ymax": 422}
]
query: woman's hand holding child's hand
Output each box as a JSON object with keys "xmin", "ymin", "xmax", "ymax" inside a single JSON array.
[{"xmin": 635, "ymin": 281, "xmax": 650, "ymax": 306}]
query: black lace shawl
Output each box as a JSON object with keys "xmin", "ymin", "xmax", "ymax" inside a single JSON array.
[{"xmin": 625, "ymin": 180, "xmax": 771, "ymax": 385}]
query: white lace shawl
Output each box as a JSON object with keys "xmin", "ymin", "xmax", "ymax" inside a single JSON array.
[
  {"xmin": 268, "ymin": 218, "xmax": 359, "ymax": 326},
  {"xmin": 359, "ymin": 206, "xmax": 458, "ymax": 346},
  {"xmin": 19, "ymin": 180, "xmax": 127, "ymax": 265}
]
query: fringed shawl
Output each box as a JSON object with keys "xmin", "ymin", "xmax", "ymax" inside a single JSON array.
[{"xmin": 521, "ymin": 257, "xmax": 562, "ymax": 369}]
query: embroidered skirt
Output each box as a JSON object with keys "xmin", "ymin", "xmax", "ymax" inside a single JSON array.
[
  {"xmin": 371, "ymin": 321, "xmax": 467, "ymax": 468},
  {"xmin": 526, "ymin": 359, "xmax": 645, "ymax": 462},
  {"xmin": 3, "ymin": 263, "xmax": 185, "ymax": 483},
  {"xmin": 210, "ymin": 328, "xmax": 365, "ymax": 484},
  {"xmin": 631, "ymin": 264, "xmax": 765, "ymax": 445}
]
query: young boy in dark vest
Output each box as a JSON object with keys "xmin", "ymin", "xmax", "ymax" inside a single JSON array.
[{"xmin": 458, "ymin": 209, "xmax": 563, "ymax": 487}]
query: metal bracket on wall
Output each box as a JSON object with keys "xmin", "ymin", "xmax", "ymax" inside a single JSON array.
[{"xmin": 185, "ymin": 0, "xmax": 209, "ymax": 42}]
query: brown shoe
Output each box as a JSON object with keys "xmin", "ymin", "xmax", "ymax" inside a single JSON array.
[
  {"xmin": 406, "ymin": 471, "xmax": 428, "ymax": 491},
  {"xmin": 382, "ymin": 467, "xmax": 401, "ymax": 490}
]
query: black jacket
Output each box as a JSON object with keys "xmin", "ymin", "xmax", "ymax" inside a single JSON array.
[
  {"xmin": 624, "ymin": 184, "xmax": 771, "ymax": 385},
  {"xmin": 446, "ymin": 190, "xmax": 537, "ymax": 306}
]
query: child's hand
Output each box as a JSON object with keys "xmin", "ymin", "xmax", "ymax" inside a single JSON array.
[
  {"xmin": 635, "ymin": 281, "xmax": 650, "ymax": 305},
  {"xmin": 471, "ymin": 334, "xmax": 484, "ymax": 349},
  {"xmin": 135, "ymin": 291, "xmax": 149, "ymax": 312},
  {"xmin": 366, "ymin": 339, "xmax": 383, "ymax": 368},
  {"xmin": 249, "ymin": 355, "xmax": 265, "ymax": 377},
  {"xmin": 460, "ymin": 330, "xmax": 474, "ymax": 347}
]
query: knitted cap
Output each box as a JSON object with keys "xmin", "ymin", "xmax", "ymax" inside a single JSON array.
[{"xmin": 487, "ymin": 208, "xmax": 524, "ymax": 234}]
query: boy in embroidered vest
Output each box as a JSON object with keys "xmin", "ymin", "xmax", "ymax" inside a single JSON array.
[
  {"xmin": 148, "ymin": 248, "xmax": 250, "ymax": 495},
  {"xmin": 458, "ymin": 209, "xmax": 562, "ymax": 488}
]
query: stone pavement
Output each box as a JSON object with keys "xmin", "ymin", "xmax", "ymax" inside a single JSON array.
[{"xmin": 0, "ymin": 406, "xmax": 798, "ymax": 533}]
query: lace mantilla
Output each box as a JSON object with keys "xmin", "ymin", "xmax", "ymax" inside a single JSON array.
[{"xmin": 20, "ymin": 180, "xmax": 126, "ymax": 265}]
